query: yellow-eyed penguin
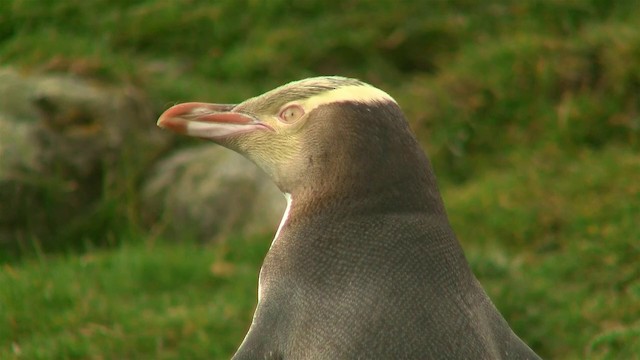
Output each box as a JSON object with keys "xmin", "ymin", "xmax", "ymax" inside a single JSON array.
[{"xmin": 157, "ymin": 76, "xmax": 541, "ymax": 359}]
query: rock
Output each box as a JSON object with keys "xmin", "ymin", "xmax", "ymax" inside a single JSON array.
[
  {"xmin": 0, "ymin": 67, "xmax": 170, "ymax": 248},
  {"xmin": 142, "ymin": 145, "xmax": 285, "ymax": 243}
]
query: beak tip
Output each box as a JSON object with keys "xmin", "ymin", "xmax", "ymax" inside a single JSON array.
[
  {"xmin": 157, "ymin": 112, "xmax": 172, "ymax": 129},
  {"xmin": 156, "ymin": 114, "xmax": 188, "ymax": 133}
]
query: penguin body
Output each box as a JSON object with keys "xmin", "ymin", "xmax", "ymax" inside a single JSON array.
[{"xmin": 158, "ymin": 77, "xmax": 541, "ymax": 359}]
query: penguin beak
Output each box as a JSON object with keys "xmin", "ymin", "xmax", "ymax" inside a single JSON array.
[{"xmin": 157, "ymin": 102, "xmax": 273, "ymax": 139}]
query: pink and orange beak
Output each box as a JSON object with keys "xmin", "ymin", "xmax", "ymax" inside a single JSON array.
[{"xmin": 157, "ymin": 102, "xmax": 273, "ymax": 140}]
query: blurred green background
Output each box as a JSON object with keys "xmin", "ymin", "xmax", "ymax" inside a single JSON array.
[{"xmin": 1, "ymin": 0, "xmax": 639, "ymax": 359}]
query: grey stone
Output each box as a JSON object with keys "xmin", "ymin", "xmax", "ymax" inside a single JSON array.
[
  {"xmin": 142, "ymin": 145, "xmax": 285, "ymax": 243},
  {"xmin": 0, "ymin": 67, "xmax": 169, "ymax": 247}
]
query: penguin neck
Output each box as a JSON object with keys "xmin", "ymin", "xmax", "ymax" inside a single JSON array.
[
  {"xmin": 271, "ymin": 165, "xmax": 451, "ymax": 269},
  {"xmin": 286, "ymin": 150, "xmax": 447, "ymax": 222}
]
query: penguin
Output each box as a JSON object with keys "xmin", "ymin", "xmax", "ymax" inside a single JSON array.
[{"xmin": 157, "ymin": 76, "xmax": 541, "ymax": 360}]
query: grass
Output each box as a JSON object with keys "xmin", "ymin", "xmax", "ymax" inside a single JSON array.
[
  {"xmin": 449, "ymin": 146, "xmax": 640, "ymax": 358},
  {"xmin": 1, "ymin": 236, "xmax": 268, "ymax": 359},
  {"xmin": 1, "ymin": 0, "xmax": 639, "ymax": 358}
]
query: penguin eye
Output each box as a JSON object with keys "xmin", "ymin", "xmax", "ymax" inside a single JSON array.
[{"xmin": 278, "ymin": 105, "xmax": 305, "ymax": 123}]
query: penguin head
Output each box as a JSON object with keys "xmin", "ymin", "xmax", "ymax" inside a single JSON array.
[{"xmin": 158, "ymin": 76, "xmax": 424, "ymax": 199}]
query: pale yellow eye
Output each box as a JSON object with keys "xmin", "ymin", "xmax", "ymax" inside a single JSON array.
[{"xmin": 278, "ymin": 105, "xmax": 305, "ymax": 123}]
